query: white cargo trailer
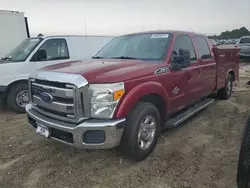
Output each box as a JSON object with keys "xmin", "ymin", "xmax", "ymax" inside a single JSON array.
[{"xmin": 0, "ymin": 10, "xmax": 29, "ymax": 58}]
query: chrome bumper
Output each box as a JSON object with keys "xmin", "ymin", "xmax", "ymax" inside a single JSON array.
[{"xmin": 26, "ymin": 104, "xmax": 126, "ymax": 149}]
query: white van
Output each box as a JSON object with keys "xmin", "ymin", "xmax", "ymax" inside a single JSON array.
[{"xmin": 0, "ymin": 35, "xmax": 114, "ymax": 112}]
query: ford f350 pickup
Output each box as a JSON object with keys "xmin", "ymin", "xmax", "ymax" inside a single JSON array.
[{"xmin": 26, "ymin": 31, "xmax": 240, "ymax": 161}]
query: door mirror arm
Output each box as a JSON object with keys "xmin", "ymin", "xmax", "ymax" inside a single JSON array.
[
  {"xmin": 171, "ymin": 48, "xmax": 191, "ymax": 71},
  {"xmin": 171, "ymin": 55, "xmax": 183, "ymax": 71}
]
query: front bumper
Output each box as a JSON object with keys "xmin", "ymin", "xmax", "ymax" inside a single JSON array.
[{"xmin": 26, "ymin": 104, "xmax": 126, "ymax": 149}]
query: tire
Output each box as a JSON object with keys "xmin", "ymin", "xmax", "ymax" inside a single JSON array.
[
  {"xmin": 237, "ymin": 117, "xmax": 250, "ymax": 188},
  {"xmin": 6, "ymin": 82, "xmax": 29, "ymax": 113},
  {"xmin": 217, "ymin": 74, "xmax": 233, "ymax": 100},
  {"xmin": 119, "ymin": 102, "xmax": 161, "ymax": 161}
]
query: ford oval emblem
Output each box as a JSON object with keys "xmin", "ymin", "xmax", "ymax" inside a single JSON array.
[{"xmin": 40, "ymin": 92, "xmax": 53, "ymax": 103}]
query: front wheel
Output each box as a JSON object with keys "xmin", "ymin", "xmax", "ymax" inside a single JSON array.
[
  {"xmin": 6, "ymin": 83, "xmax": 29, "ymax": 113},
  {"xmin": 119, "ymin": 102, "xmax": 160, "ymax": 161},
  {"xmin": 217, "ymin": 74, "xmax": 233, "ymax": 100}
]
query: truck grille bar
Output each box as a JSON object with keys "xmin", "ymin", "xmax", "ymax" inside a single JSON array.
[{"xmin": 28, "ymin": 71, "xmax": 90, "ymax": 124}]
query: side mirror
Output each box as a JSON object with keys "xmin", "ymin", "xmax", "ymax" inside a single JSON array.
[
  {"xmin": 171, "ymin": 54, "xmax": 182, "ymax": 71},
  {"xmin": 171, "ymin": 49, "xmax": 191, "ymax": 71},
  {"xmin": 33, "ymin": 49, "xmax": 47, "ymax": 61},
  {"xmin": 172, "ymin": 55, "xmax": 182, "ymax": 63},
  {"xmin": 179, "ymin": 49, "xmax": 191, "ymax": 68}
]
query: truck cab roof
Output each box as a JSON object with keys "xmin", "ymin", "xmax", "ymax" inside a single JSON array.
[{"xmin": 123, "ymin": 30, "xmax": 206, "ymax": 37}]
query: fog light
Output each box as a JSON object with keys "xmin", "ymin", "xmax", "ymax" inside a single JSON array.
[{"xmin": 83, "ymin": 130, "xmax": 105, "ymax": 144}]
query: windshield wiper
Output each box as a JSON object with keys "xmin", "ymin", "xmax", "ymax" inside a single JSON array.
[
  {"xmin": 109, "ymin": 56, "xmax": 138, "ymax": 60},
  {"xmin": 92, "ymin": 56, "xmax": 104, "ymax": 59},
  {"xmin": 1, "ymin": 56, "xmax": 11, "ymax": 61}
]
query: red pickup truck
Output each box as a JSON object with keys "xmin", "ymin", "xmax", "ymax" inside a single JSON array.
[{"xmin": 26, "ymin": 30, "xmax": 240, "ymax": 161}]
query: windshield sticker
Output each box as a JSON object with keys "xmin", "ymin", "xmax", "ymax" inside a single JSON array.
[{"xmin": 151, "ymin": 34, "xmax": 169, "ymax": 39}]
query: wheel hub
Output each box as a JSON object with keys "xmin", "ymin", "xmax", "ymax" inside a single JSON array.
[
  {"xmin": 138, "ymin": 115, "xmax": 156, "ymax": 150},
  {"xmin": 16, "ymin": 90, "xmax": 30, "ymax": 108},
  {"xmin": 227, "ymin": 78, "xmax": 232, "ymax": 95}
]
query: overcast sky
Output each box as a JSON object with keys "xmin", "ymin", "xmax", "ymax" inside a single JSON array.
[{"xmin": 1, "ymin": 0, "xmax": 250, "ymax": 36}]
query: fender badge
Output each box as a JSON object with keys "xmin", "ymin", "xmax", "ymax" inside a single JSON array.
[
  {"xmin": 172, "ymin": 87, "xmax": 180, "ymax": 95},
  {"xmin": 154, "ymin": 67, "xmax": 169, "ymax": 75}
]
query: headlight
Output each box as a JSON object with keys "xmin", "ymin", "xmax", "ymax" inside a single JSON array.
[{"xmin": 89, "ymin": 82, "xmax": 125, "ymax": 118}]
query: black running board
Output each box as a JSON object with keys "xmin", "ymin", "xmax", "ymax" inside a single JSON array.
[{"xmin": 163, "ymin": 98, "xmax": 215, "ymax": 129}]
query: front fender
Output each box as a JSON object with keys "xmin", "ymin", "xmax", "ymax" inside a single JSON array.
[
  {"xmin": 115, "ymin": 81, "xmax": 170, "ymax": 118},
  {"xmin": 0, "ymin": 62, "xmax": 35, "ymax": 86}
]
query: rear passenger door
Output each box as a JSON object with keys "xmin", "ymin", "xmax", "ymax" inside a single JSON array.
[
  {"xmin": 194, "ymin": 36, "xmax": 216, "ymax": 96},
  {"xmin": 171, "ymin": 34, "xmax": 201, "ymax": 106}
]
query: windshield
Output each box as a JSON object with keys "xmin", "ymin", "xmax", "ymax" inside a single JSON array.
[
  {"xmin": 95, "ymin": 33, "xmax": 171, "ymax": 61},
  {"xmin": 239, "ymin": 37, "xmax": 250, "ymax": 44},
  {"xmin": 2, "ymin": 38, "xmax": 43, "ymax": 62}
]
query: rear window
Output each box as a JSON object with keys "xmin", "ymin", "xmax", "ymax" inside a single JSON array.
[
  {"xmin": 194, "ymin": 36, "xmax": 211, "ymax": 59},
  {"xmin": 239, "ymin": 37, "xmax": 250, "ymax": 44},
  {"xmin": 208, "ymin": 39, "xmax": 216, "ymax": 46}
]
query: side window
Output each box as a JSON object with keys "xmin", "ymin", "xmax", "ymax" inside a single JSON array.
[
  {"xmin": 239, "ymin": 37, "xmax": 250, "ymax": 44},
  {"xmin": 33, "ymin": 39, "xmax": 69, "ymax": 61},
  {"xmin": 194, "ymin": 36, "xmax": 211, "ymax": 59},
  {"xmin": 172, "ymin": 35, "xmax": 196, "ymax": 61}
]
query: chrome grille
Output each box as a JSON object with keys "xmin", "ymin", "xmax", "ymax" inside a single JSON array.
[
  {"xmin": 28, "ymin": 71, "xmax": 90, "ymax": 123},
  {"xmin": 30, "ymin": 79, "xmax": 83, "ymax": 123}
]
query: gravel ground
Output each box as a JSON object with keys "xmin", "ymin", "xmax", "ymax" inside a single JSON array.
[{"xmin": 0, "ymin": 64, "xmax": 250, "ymax": 188}]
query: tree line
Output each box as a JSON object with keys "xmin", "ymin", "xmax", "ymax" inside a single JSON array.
[{"xmin": 208, "ymin": 27, "xmax": 250, "ymax": 40}]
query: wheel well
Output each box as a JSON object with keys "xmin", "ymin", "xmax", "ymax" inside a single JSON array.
[
  {"xmin": 139, "ymin": 94, "xmax": 165, "ymax": 123},
  {"xmin": 229, "ymin": 71, "xmax": 235, "ymax": 81},
  {"xmin": 5, "ymin": 80, "xmax": 28, "ymax": 97}
]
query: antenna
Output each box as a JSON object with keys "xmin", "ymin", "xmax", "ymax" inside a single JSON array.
[
  {"xmin": 84, "ymin": 19, "xmax": 88, "ymax": 53},
  {"xmin": 84, "ymin": 20, "xmax": 87, "ymax": 37}
]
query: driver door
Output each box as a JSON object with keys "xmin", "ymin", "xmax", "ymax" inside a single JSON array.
[
  {"xmin": 31, "ymin": 38, "xmax": 70, "ymax": 70},
  {"xmin": 170, "ymin": 34, "xmax": 201, "ymax": 110}
]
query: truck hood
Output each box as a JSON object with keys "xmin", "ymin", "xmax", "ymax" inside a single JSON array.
[{"xmin": 43, "ymin": 59, "xmax": 162, "ymax": 83}]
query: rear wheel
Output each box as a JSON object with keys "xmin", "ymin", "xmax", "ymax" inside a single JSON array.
[
  {"xmin": 6, "ymin": 83, "xmax": 29, "ymax": 113},
  {"xmin": 217, "ymin": 74, "xmax": 233, "ymax": 100},
  {"xmin": 119, "ymin": 102, "xmax": 160, "ymax": 161}
]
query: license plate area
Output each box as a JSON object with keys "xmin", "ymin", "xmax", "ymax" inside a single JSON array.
[{"xmin": 36, "ymin": 123, "xmax": 50, "ymax": 138}]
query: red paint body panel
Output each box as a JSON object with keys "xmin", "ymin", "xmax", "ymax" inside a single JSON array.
[
  {"xmin": 43, "ymin": 31, "xmax": 240, "ymax": 119},
  {"xmin": 213, "ymin": 46, "xmax": 240, "ymax": 89},
  {"xmin": 44, "ymin": 59, "xmax": 161, "ymax": 83},
  {"xmin": 115, "ymin": 81, "xmax": 170, "ymax": 118}
]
